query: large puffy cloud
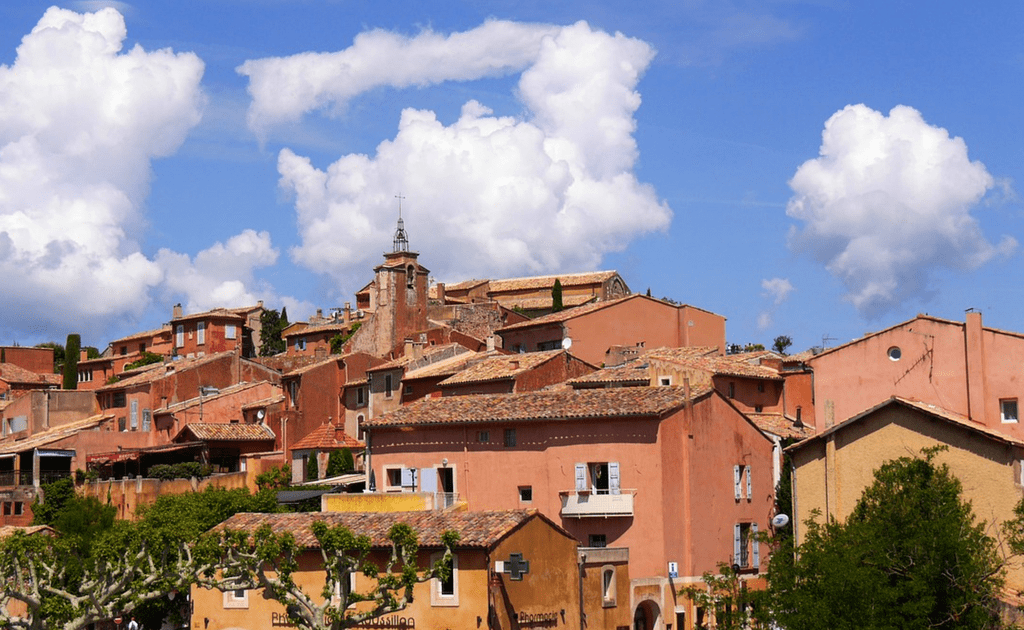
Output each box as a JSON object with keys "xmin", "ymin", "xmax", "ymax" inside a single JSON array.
[
  {"xmin": 246, "ymin": 21, "xmax": 671, "ymax": 285},
  {"xmin": 787, "ymin": 104, "xmax": 1016, "ymax": 318},
  {"xmin": 155, "ymin": 230, "xmax": 280, "ymax": 314},
  {"xmin": 0, "ymin": 7, "xmax": 204, "ymax": 338}
]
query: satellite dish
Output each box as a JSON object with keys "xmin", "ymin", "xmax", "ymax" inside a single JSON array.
[
  {"xmin": 561, "ymin": 337, "xmax": 573, "ymax": 350},
  {"xmin": 771, "ymin": 513, "xmax": 790, "ymax": 528},
  {"xmin": 256, "ymin": 409, "xmax": 265, "ymax": 420}
]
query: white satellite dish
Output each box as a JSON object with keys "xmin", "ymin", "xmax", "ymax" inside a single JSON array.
[
  {"xmin": 561, "ymin": 337, "xmax": 573, "ymax": 350},
  {"xmin": 256, "ymin": 409, "xmax": 265, "ymax": 421},
  {"xmin": 771, "ymin": 513, "xmax": 790, "ymax": 528}
]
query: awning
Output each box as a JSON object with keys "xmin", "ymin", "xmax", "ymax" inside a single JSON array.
[
  {"xmin": 36, "ymin": 449, "xmax": 74, "ymax": 458},
  {"xmin": 87, "ymin": 441, "xmax": 204, "ymax": 465}
]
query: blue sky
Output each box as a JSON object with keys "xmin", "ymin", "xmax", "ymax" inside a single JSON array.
[{"xmin": 0, "ymin": 0, "xmax": 1021, "ymax": 354}]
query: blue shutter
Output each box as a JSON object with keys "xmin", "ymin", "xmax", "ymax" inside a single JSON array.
[
  {"xmin": 752, "ymin": 523, "xmax": 760, "ymax": 568},
  {"xmin": 733, "ymin": 523, "xmax": 742, "ymax": 564}
]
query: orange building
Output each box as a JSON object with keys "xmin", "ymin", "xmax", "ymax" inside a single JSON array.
[
  {"xmin": 806, "ymin": 311, "xmax": 1024, "ymax": 440},
  {"xmin": 438, "ymin": 270, "xmax": 630, "ymax": 315},
  {"xmin": 364, "ymin": 385, "xmax": 774, "ymax": 629},
  {"xmin": 170, "ymin": 304, "xmax": 263, "ymax": 359},
  {"xmin": 496, "ymin": 294, "xmax": 727, "ymax": 366},
  {"xmin": 191, "ymin": 510, "xmax": 603, "ymax": 630}
]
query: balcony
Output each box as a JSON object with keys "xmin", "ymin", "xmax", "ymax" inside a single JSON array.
[
  {"xmin": 559, "ymin": 489, "xmax": 635, "ymax": 518},
  {"xmin": 0, "ymin": 470, "xmax": 70, "ymax": 487}
]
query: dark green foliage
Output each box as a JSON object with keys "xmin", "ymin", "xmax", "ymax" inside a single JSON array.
[
  {"xmin": 260, "ymin": 308, "xmax": 289, "ymax": 356},
  {"xmin": 551, "ymin": 278, "xmax": 563, "ymax": 312},
  {"xmin": 32, "ymin": 477, "xmax": 77, "ymax": 526},
  {"xmin": 123, "ymin": 350, "xmax": 163, "ymax": 371},
  {"xmin": 146, "ymin": 462, "xmax": 209, "ymax": 480},
  {"xmin": 681, "ymin": 563, "xmax": 758, "ymax": 630},
  {"xmin": 330, "ymin": 322, "xmax": 362, "ymax": 354},
  {"xmin": 327, "ymin": 448, "xmax": 355, "ymax": 477},
  {"xmin": 84, "ymin": 346, "xmax": 100, "ymax": 359},
  {"xmin": 62, "ymin": 333, "xmax": 81, "ymax": 389},
  {"xmin": 764, "ymin": 451, "xmax": 1005, "ymax": 630},
  {"xmin": 256, "ymin": 465, "xmax": 292, "ymax": 491},
  {"xmin": 306, "ymin": 454, "xmax": 319, "ymax": 481},
  {"xmin": 772, "ymin": 335, "xmax": 793, "ymax": 355},
  {"xmin": 136, "ymin": 485, "xmax": 281, "ymax": 545}
]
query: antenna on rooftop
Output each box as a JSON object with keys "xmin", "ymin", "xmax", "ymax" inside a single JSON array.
[
  {"xmin": 393, "ymin": 193, "xmax": 409, "ymax": 252},
  {"xmin": 821, "ymin": 333, "xmax": 837, "ymax": 349}
]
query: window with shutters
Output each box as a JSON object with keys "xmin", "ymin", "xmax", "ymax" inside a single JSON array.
[
  {"xmin": 575, "ymin": 462, "xmax": 621, "ymax": 495},
  {"xmin": 197, "ymin": 321, "xmax": 206, "ymax": 345},
  {"xmin": 733, "ymin": 522, "xmax": 759, "ymax": 570},
  {"xmin": 383, "ymin": 466, "xmax": 416, "ymax": 493},
  {"xmin": 734, "ymin": 464, "xmax": 752, "ymax": 502},
  {"xmin": 142, "ymin": 409, "xmax": 151, "ymax": 432},
  {"xmin": 225, "ymin": 324, "xmax": 237, "ymax": 340},
  {"xmin": 130, "ymin": 400, "xmax": 139, "ymax": 431},
  {"xmin": 176, "ymin": 324, "xmax": 184, "ymax": 348}
]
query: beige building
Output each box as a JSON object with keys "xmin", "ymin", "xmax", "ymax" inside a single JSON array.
[{"xmin": 788, "ymin": 396, "xmax": 1024, "ymax": 593}]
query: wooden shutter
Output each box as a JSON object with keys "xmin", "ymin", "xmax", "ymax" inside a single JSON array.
[
  {"xmin": 746, "ymin": 465, "xmax": 752, "ymax": 501},
  {"xmin": 734, "ymin": 465, "xmax": 742, "ymax": 500},
  {"xmin": 733, "ymin": 523, "xmax": 742, "ymax": 563},
  {"xmin": 575, "ymin": 463, "xmax": 587, "ymax": 491},
  {"xmin": 609, "ymin": 462, "xmax": 620, "ymax": 495}
]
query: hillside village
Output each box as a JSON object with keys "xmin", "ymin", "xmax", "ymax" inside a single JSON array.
[{"xmin": 1, "ymin": 217, "xmax": 1022, "ymax": 630}]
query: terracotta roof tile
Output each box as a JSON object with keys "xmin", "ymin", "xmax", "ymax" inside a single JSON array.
[
  {"xmin": 0, "ymin": 363, "xmax": 61, "ymax": 386},
  {"xmin": 155, "ymin": 381, "xmax": 275, "ymax": 415},
  {"xmin": 0, "ymin": 414, "xmax": 112, "ymax": 455},
  {"xmin": 568, "ymin": 361, "xmax": 651, "ymax": 385},
  {"xmin": 365, "ymin": 385, "xmax": 708, "ymax": 428},
  {"xmin": 495, "ymin": 294, "xmax": 596, "ymax": 310},
  {"xmin": 175, "ymin": 423, "xmax": 276, "ymax": 442},
  {"xmin": 97, "ymin": 352, "xmax": 237, "ymax": 391},
  {"xmin": 283, "ymin": 322, "xmax": 354, "ymax": 338},
  {"xmin": 745, "ymin": 413, "xmax": 814, "ymax": 440},
  {"xmin": 171, "ymin": 307, "xmax": 246, "ymax": 323},
  {"xmin": 109, "ymin": 326, "xmax": 172, "ymax": 345},
  {"xmin": 402, "ymin": 350, "xmax": 492, "ymax": 381},
  {"xmin": 443, "ymin": 279, "xmax": 489, "ymax": 292},
  {"xmin": 368, "ymin": 344, "xmax": 469, "ymax": 373},
  {"xmin": 496, "ymin": 295, "xmax": 635, "ymax": 332},
  {"xmin": 649, "ymin": 351, "xmax": 782, "ymax": 380},
  {"xmin": 290, "ymin": 419, "xmax": 362, "ymax": 451},
  {"xmin": 241, "ymin": 395, "xmax": 285, "ymax": 411},
  {"xmin": 0, "ymin": 525, "xmax": 54, "ymax": 538},
  {"xmin": 213, "ymin": 510, "xmax": 540, "ymax": 549},
  {"xmin": 438, "ymin": 350, "xmax": 566, "ymax": 386},
  {"xmin": 487, "ymin": 271, "xmax": 619, "ymax": 293}
]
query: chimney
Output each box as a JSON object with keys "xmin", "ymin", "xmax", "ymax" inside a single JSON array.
[
  {"xmin": 437, "ymin": 282, "xmax": 446, "ymax": 304},
  {"xmin": 965, "ymin": 310, "xmax": 987, "ymax": 424},
  {"xmin": 80, "ymin": 350, "xmax": 89, "ymax": 362},
  {"xmin": 404, "ymin": 338, "xmax": 414, "ymax": 358},
  {"xmin": 487, "ymin": 335, "xmax": 495, "ymax": 352},
  {"xmin": 172, "ymin": 303, "xmax": 183, "ymax": 320},
  {"xmin": 413, "ymin": 341, "xmax": 424, "ymax": 360},
  {"xmin": 316, "ymin": 308, "xmax": 323, "ymax": 321},
  {"xmin": 344, "ymin": 302, "xmax": 352, "ymax": 324}
]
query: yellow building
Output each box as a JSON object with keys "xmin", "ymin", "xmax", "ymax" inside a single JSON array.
[
  {"xmin": 788, "ymin": 396, "xmax": 1024, "ymax": 594},
  {"xmin": 191, "ymin": 509, "xmax": 630, "ymax": 630}
]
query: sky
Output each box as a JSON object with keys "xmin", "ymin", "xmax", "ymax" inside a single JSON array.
[{"xmin": 0, "ymin": 0, "xmax": 1022, "ymax": 354}]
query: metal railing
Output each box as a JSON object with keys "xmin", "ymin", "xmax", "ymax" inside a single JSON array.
[
  {"xmin": 434, "ymin": 492, "xmax": 459, "ymax": 510},
  {"xmin": 0, "ymin": 470, "xmax": 71, "ymax": 487}
]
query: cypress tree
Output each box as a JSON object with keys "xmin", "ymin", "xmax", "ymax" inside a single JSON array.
[
  {"xmin": 62, "ymin": 333, "xmax": 80, "ymax": 390},
  {"xmin": 551, "ymin": 279, "xmax": 564, "ymax": 313}
]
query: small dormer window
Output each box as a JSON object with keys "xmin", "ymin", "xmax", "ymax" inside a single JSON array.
[{"xmin": 407, "ymin": 265, "xmax": 416, "ymax": 289}]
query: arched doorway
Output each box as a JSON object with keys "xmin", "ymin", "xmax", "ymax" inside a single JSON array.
[{"xmin": 633, "ymin": 599, "xmax": 661, "ymax": 630}]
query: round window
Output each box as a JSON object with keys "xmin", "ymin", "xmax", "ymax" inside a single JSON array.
[{"xmin": 888, "ymin": 346, "xmax": 902, "ymax": 361}]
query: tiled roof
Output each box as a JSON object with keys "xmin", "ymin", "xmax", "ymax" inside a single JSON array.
[
  {"xmin": 213, "ymin": 509, "xmax": 542, "ymax": 549},
  {"xmin": 0, "ymin": 363, "xmax": 60, "ymax": 386},
  {"xmin": 487, "ymin": 271, "xmax": 619, "ymax": 293},
  {"xmin": 438, "ymin": 350, "xmax": 566, "ymax": 386},
  {"xmin": 283, "ymin": 355, "xmax": 341, "ymax": 378},
  {"xmin": 0, "ymin": 414, "xmax": 112, "ymax": 455},
  {"xmin": 0, "ymin": 525, "xmax": 54, "ymax": 538},
  {"xmin": 651, "ymin": 353, "xmax": 782, "ymax": 380},
  {"xmin": 283, "ymin": 322, "xmax": 353, "ymax": 338},
  {"xmin": 788, "ymin": 396, "xmax": 1024, "ymax": 452},
  {"xmin": 568, "ymin": 361, "xmax": 651, "ymax": 386},
  {"xmin": 290, "ymin": 419, "xmax": 362, "ymax": 451},
  {"xmin": 365, "ymin": 385, "xmax": 708, "ymax": 428},
  {"xmin": 442, "ymin": 279, "xmax": 489, "ymax": 292},
  {"xmin": 745, "ymin": 413, "xmax": 814, "ymax": 440},
  {"xmin": 171, "ymin": 307, "xmax": 247, "ymax": 323},
  {"xmin": 402, "ymin": 350, "xmax": 491, "ymax": 381},
  {"xmin": 645, "ymin": 347, "xmax": 720, "ymax": 361},
  {"xmin": 368, "ymin": 344, "xmax": 468, "ymax": 373},
  {"xmin": 109, "ymin": 326, "xmax": 172, "ymax": 345},
  {"xmin": 241, "ymin": 395, "xmax": 285, "ymax": 411},
  {"xmin": 97, "ymin": 352, "xmax": 236, "ymax": 391},
  {"xmin": 495, "ymin": 294, "xmax": 596, "ymax": 310},
  {"xmin": 174, "ymin": 422, "xmax": 276, "ymax": 442}
]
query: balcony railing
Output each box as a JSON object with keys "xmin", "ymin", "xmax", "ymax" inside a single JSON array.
[
  {"xmin": 560, "ymin": 489, "xmax": 635, "ymax": 518},
  {"xmin": 433, "ymin": 492, "xmax": 459, "ymax": 510},
  {"xmin": 0, "ymin": 470, "xmax": 70, "ymax": 487}
]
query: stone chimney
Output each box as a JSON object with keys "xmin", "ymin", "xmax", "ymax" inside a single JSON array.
[
  {"xmin": 80, "ymin": 350, "xmax": 89, "ymax": 362},
  {"xmin": 965, "ymin": 309, "xmax": 987, "ymax": 424},
  {"xmin": 487, "ymin": 335, "xmax": 495, "ymax": 352},
  {"xmin": 436, "ymin": 282, "xmax": 446, "ymax": 304},
  {"xmin": 172, "ymin": 303, "xmax": 183, "ymax": 320},
  {"xmin": 315, "ymin": 308, "xmax": 323, "ymax": 321}
]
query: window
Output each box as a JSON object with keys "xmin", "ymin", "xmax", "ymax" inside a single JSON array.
[
  {"xmin": 478, "ymin": 430, "xmax": 490, "ymax": 443},
  {"xmin": 888, "ymin": 346, "xmax": 902, "ymax": 361},
  {"xmin": 118, "ymin": 417, "xmax": 126, "ymax": 432},
  {"xmin": 734, "ymin": 464, "xmax": 752, "ymax": 501},
  {"xmin": 1002, "ymin": 399, "xmax": 1019, "ymax": 424},
  {"xmin": 78, "ymin": 369, "xmax": 92, "ymax": 383},
  {"xmin": 225, "ymin": 324, "xmax": 237, "ymax": 340},
  {"xmin": 576, "ymin": 462, "xmax": 621, "ymax": 495},
  {"xmin": 112, "ymin": 391, "xmax": 126, "ymax": 408},
  {"xmin": 385, "ymin": 374, "xmax": 394, "ymax": 398},
  {"xmin": 757, "ymin": 382, "xmax": 765, "ymax": 393},
  {"xmin": 519, "ymin": 486, "xmax": 532, "ymax": 502},
  {"xmin": 407, "ymin": 264, "xmax": 416, "ymax": 289},
  {"xmin": 734, "ymin": 522, "xmax": 759, "ymax": 569},
  {"xmin": 754, "ymin": 405, "xmax": 763, "ymax": 413},
  {"xmin": 175, "ymin": 324, "xmax": 184, "ymax": 348},
  {"xmin": 356, "ymin": 414, "xmax": 365, "ymax": 441},
  {"xmin": 289, "ymin": 381, "xmax": 299, "ymax": 409},
  {"xmin": 130, "ymin": 400, "xmax": 138, "ymax": 431},
  {"xmin": 601, "ymin": 565, "xmax": 617, "ymax": 607},
  {"xmin": 537, "ymin": 340, "xmax": 561, "ymax": 351},
  {"xmin": 2, "ymin": 503, "xmax": 9, "ymax": 516},
  {"xmin": 223, "ymin": 589, "xmax": 249, "ymax": 609},
  {"xmin": 659, "ymin": 376, "xmax": 672, "ymax": 386},
  {"xmin": 296, "ymin": 337, "xmax": 306, "ymax": 351},
  {"xmin": 196, "ymin": 321, "xmax": 206, "ymax": 345},
  {"xmin": 6, "ymin": 416, "xmax": 26, "ymax": 434},
  {"xmin": 356, "ymin": 387, "xmax": 366, "ymax": 407},
  {"xmin": 142, "ymin": 409, "xmax": 151, "ymax": 432},
  {"xmin": 12, "ymin": 502, "xmax": 21, "ymax": 516},
  {"xmin": 728, "ymin": 382, "xmax": 736, "ymax": 398},
  {"xmin": 120, "ymin": 345, "xmax": 128, "ymax": 356},
  {"xmin": 504, "ymin": 428, "xmax": 517, "ymax": 448},
  {"xmin": 431, "ymin": 553, "xmax": 458, "ymax": 606},
  {"xmin": 588, "ymin": 534, "xmax": 607, "ymax": 548},
  {"xmin": 384, "ymin": 466, "xmax": 416, "ymax": 492}
]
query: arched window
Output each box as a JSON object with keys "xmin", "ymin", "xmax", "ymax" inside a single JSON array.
[{"xmin": 407, "ymin": 265, "xmax": 416, "ymax": 289}]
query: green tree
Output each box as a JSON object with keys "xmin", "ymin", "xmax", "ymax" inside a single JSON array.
[
  {"xmin": 326, "ymin": 449, "xmax": 355, "ymax": 477},
  {"xmin": 551, "ymin": 278, "xmax": 563, "ymax": 312},
  {"xmin": 772, "ymin": 335, "xmax": 793, "ymax": 355},
  {"xmin": 62, "ymin": 334, "xmax": 80, "ymax": 390},
  {"xmin": 195, "ymin": 521, "xmax": 459, "ymax": 630},
  {"xmin": 681, "ymin": 563, "xmax": 759, "ymax": 630},
  {"xmin": 36, "ymin": 341, "xmax": 66, "ymax": 374},
  {"xmin": 32, "ymin": 477, "xmax": 78, "ymax": 526},
  {"xmin": 764, "ymin": 451, "xmax": 1005, "ymax": 630},
  {"xmin": 306, "ymin": 454, "xmax": 319, "ymax": 481},
  {"xmin": 260, "ymin": 308, "xmax": 289, "ymax": 356}
]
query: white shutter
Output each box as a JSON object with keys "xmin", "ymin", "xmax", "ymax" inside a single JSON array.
[
  {"xmin": 130, "ymin": 400, "xmax": 138, "ymax": 430},
  {"xmin": 609, "ymin": 462, "xmax": 620, "ymax": 495},
  {"xmin": 746, "ymin": 466, "xmax": 752, "ymax": 501},
  {"xmin": 401, "ymin": 467, "xmax": 416, "ymax": 488},
  {"xmin": 197, "ymin": 321, "xmax": 205, "ymax": 345},
  {"xmin": 734, "ymin": 465, "xmax": 742, "ymax": 500},
  {"xmin": 752, "ymin": 523, "xmax": 760, "ymax": 568},
  {"xmin": 733, "ymin": 523, "xmax": 741, "ymax": 563},
  {"xmin": 575, "ymin": 463, "xmax": 587, "ymax": 491},
  {"xmin": 421, "ymin": 468, "xmax": 438, "ymax": 494}
]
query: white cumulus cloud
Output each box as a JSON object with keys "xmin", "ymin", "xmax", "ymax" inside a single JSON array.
[
  {"xmin": 0, "ymin": 6, "xmax": 205, "ymax": 339},
  {"xmin": 757, "ymin": 277, "xmax": 793, "ymax": 331},
  {"xmin": 244, "ymin": 21, "xmax": 672, "ymax": 287},
  {"xmin": 787, "ymin": 104, "xmax": 1016, "ymax": 318}
]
